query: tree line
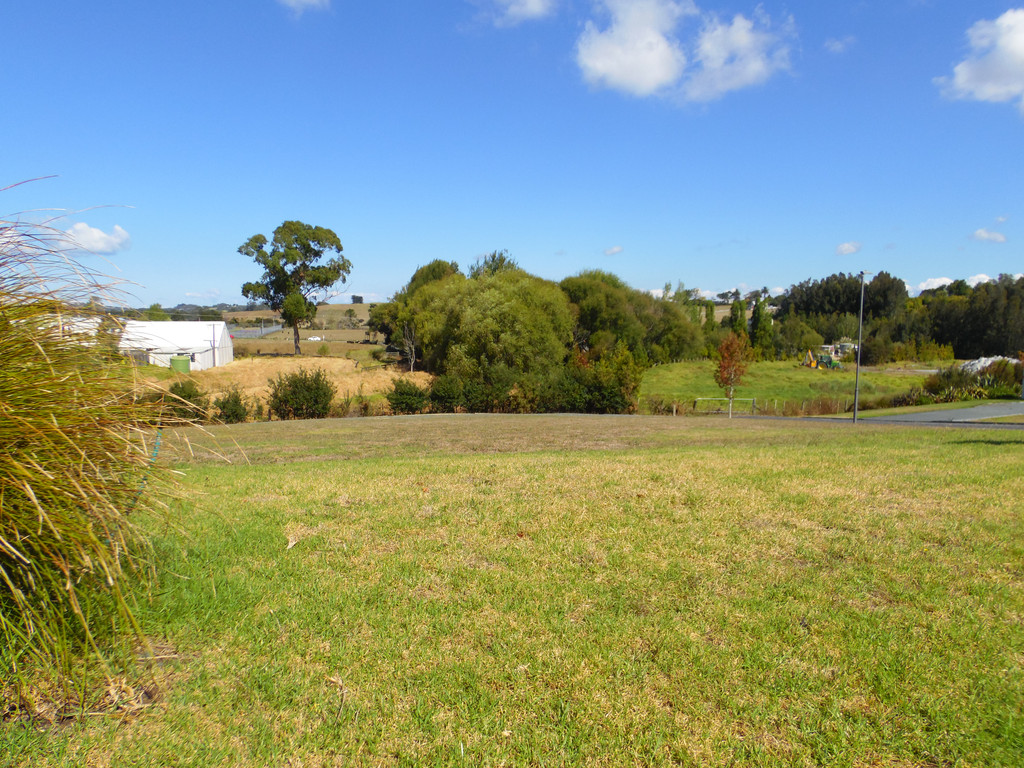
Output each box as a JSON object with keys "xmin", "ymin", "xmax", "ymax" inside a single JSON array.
[
  {"xmin": 230, "ymin": 222, "xmax": 1020, "ymax": 413},
  {"xmin": 366, "ymin": 256, "xmax": 1023, "ymax": 414},
  {"xmin": 775, "ymin": 271, "xmax": 1024, "ymax": 364}
]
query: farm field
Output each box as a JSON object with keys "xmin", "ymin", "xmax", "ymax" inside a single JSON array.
[
  {"xmin": 148, "ymin": 356, "xmax": 430, "ymax": 407},
  {"xmin": 226, "ymin": 302, "xmax": 383, "ymax": 360},
  {"xmin": 225, "ymin": 302, "xmax": 375, "ymax": 327},
  {"xmin": 640, "ymin": 360, "xmax": 931, "ymax": 413},
  {"xmin": 148, "ymin": 353, "xmax": 940, "ymax": 421},
  {"xmin": 6, "ymin": 416, "xmax": 1023, "ymax": 766}
]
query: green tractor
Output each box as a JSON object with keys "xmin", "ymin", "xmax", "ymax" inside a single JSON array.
[
  {"xmin": 817, "ymin": 353, "xmax": 842, "ymax": 370},
  {"xmin": 802, "ymin": 349, "xmax": 843, "ymax": 370}
]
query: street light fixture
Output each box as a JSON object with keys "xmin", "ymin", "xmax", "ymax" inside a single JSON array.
[{"xmin": 852, "ymin": 271, "xmax": 872, "ymax": 423}]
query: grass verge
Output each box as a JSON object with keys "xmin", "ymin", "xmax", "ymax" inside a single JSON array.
[
  {"xmin": 6, "ymin": 416, "xmax": 1022, "ymax": 766},
  {"xmin": 640, "ymin": 360, "xmax": 929, "ymax": 413}
]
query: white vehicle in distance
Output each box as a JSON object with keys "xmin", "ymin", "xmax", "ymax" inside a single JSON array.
[{"xmin": 306, "ymin": 336, "xmax": 322, "ymax": 342}]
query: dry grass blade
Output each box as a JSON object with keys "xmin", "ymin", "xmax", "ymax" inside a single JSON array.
[{"xmin": 0, "ymin": 207, "xmax": 176, "ymax": 716}]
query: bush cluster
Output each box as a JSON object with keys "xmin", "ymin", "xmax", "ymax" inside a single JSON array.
[
  {"xmin": 168, "ymin": 380, "xmax": 208, "ymax": 420},
  {"xmin": 387, "ymin": 379, "xmax": 429, "ymax": 414},
  {"xmin": 267, "ymin": 367, "xmax": 336, "ymax": 420},
  {"xmin": 920, "ymin": 360, "xmax": 1022, "ymax": 403},
  {"xmin": 382, "ymin": 345, "xmax": 644, "ymax": 416},
  {"xmin": 213, "ymin": 385, "xmax": 255, "ymax": 424}
]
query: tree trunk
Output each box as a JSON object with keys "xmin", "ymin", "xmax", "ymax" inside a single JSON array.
[
  {"xmin": 292, "ymin": 322, "xmax": 301, "ymax": 355},
  {"xmin": 402, "ymin": 323, "xmax": 416, "ymax": 372}
]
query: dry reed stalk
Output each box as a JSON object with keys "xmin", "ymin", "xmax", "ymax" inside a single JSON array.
[{"xmin": 0, "ymin": 201, "xmax": 174, "ymax": 707}]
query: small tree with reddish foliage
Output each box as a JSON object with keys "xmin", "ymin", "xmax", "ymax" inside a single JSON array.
[{"xmin": 714, "ymin": 332, "xmax": 750, "ymax": 418}]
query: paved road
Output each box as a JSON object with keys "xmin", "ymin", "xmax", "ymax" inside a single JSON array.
[{"xmin": 866, "ymin": 401, "xmax": 1024, "ymax": 424}]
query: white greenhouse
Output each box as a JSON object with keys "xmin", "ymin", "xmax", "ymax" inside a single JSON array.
[{"xmin": 118, "ymin": 320, "xmax": 234, "ymax": 371}]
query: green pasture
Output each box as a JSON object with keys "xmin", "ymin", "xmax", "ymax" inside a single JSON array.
[
  {"xmin": 640, "ymin": 360, "xmax": 930, "ymax": 411},
  {"xmin": 6, "ymin": 416, "xmax": 1023, "ymax": 766}
]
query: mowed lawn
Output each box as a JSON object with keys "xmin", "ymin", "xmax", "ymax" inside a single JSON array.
[
  {"xmin": 7, "ymin": 416, "xmax": 1023, "ymax": 766},
  {"xmin": 640, "ymin": 360, "xmax": 930, "ymax": 410}
]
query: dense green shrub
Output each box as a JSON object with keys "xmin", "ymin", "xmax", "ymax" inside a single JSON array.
[
  {"xmin": 169, "ymin": 380, "xmax": 208, "ymax": 421},
  {"xmin": 916, "ymin": 340, "xmax": 955, "ymax": 362},
  {"xmin": 213, "ymin": 385, "xmax": 250, "ymax": 424},
  {"xmin": 267, "ymin": 367, "xmax": 336, "ymax": 420},
  {"xmin": 923, "ymin": 365, "xmax": 976, "ymax": 395},
  {"xmin": 642, "ymin": 394, "xmax": 676, "ymax": 415},
  {"xmin": 429, "ymin": 373, "xmax": 465, "ymax": 413},
  {"xmin": 859, "ymin": 334, "xmax": 893, "ymax": 366},
  {"xmin": 981, "ymin": 359, "xmax": 1022, "ymax": 390},
  {"xmin": 388, "ymin": 378, "xmax": 429, "ymax": 414}
]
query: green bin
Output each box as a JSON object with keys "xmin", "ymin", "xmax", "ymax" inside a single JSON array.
[{"xmin": 170, "ymin": 355, "xmax": 191, "ymax": 374}]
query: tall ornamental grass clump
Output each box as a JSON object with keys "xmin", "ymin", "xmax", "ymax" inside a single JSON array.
[{"xmin": 0, "ymin": 212, "xmax": 170, "ymax": 695}]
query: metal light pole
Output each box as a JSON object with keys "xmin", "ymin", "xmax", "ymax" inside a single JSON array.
[{"xmin": 853, "ymin": 271, "xmax": 867, "ymax": 423}]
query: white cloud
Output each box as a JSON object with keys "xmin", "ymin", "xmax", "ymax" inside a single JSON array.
[
  {"xmin": 277, "ymin": 0, "xmax": 329, "ymax": 13},
  {"xmin": 575, "ymin": 2, "xmax": 792, "ymax": 101},
  {"xmin": 576, "ymin": 0, "xmax": 694, "ymax": 97},
  {"xmin": 604, "ymin": 245, "xmax": 624, "ymax": 256},
  {"xmin": 937, "ymin": 9, "xmax": 1024, "ymax": 113},
  {"xmin": 917, "ymin": 277, "xmax": 953, "ymax": 293},
  {"xmin": 972, "ymin": 228, "xmax": 1007, "ymax": 242},
  {"xmin": 824, "ymin": 35, "xmax": 855, "ymax": 54},
  {"xmin": 682, "ymin": 8, "xmax": 794, "ymax": 102},
  {"xmin": 65, "ymin": 223, "xmax": 131, "ymax": 254},
  {"xmin": 968, "ymin": 273, "xmax": 994, "ymax": 286},
  {"xmin": 492, "ymin": 0, "xmax": 556, "ymax": 25},
  {"xmin": 835, "ymin": 241, "xmax": 862, "ymax": 256}
]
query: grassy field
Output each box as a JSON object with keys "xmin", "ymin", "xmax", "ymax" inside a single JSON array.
[
  {"xmin": 225, "ymin": 302, "xmax": 375, "ymax": 327},
  {"xmin": 149, "ymin": 356, "xmax": 431, "ymax": 408},
  {"xmin": 227, "ymin": 302, "xmax": 383, "ymax": 360},
  {"xmin": 5, "ymin": 416, "xmax": 1022, "ymax": 766},
  {"xmin": 982, "ymin": 414, "xmax": 1024, "ymax": 424},
  {"xmin": 641, "ymin": 360, "xmax": 930, "ymax": 413}
]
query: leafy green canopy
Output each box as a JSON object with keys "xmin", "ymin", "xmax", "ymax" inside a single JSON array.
[
  {"xmin": 409, "ymin": 269, "xmax": 574, "ymax": 378},
  {"xmin": 560, "ymin": 270, "xmax": 703, "ymax": 364},
  {"xmin": 240, "ymin": 221, "xmax": 350, "ymax": 354}
]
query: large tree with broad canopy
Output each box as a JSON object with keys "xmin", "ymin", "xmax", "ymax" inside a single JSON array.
[{"xmin": 239, "ymin": 221, "xmax": 350, "ymax": 355}]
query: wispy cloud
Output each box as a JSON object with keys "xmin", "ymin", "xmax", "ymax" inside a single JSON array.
[
  {"xmin": 936, "ymin": 9, "xmax": 1024, "ymax": 114},
  {"xmin": 683, "ymin": 8, "xmax": 794, "ymax": 102},
  {"xmin": 824, "ymin": 35, "xmax": 855, "ymax": 54},
  {"xmin": 916, "ymin": 277, "xmax": 953, "ymax": 293},
  {"xmin": 604, "ymin": 245, "xmax": 624, "ymax": 256},
  {"xmin": 66, "ymin": 223, "xmax": 131, "ymax": 254},
  {"xmin": 968, "ymin": 273, "xmax": 994, "ymax": 286},
  {"xmin": 185, "ymin": 289, "xmax": 222, "ymax": 300},
  {"xmin": 491, "ymin": 0, "xmax": 556, "ymax": 26},
  {"xmin": 835, "ymin": 241, "xmax": 861, "ymax": 256},
  {"xmin": 972, "ymin": 228, "xmax": 1007, "ymax": 243},
  {"xmin": 575, "ymin": 1, "xmax": 792, "ymax": 101},
  {"xmin": 277, "ymin": 0, "xmax": 330, "ymax": 14}
]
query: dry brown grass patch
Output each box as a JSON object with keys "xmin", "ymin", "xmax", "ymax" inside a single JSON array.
[{"xmin": 150, "ymin": 356, "xmax": 432, "ymax": 405}]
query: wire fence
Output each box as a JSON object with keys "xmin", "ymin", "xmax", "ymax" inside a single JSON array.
[
  {"xmin": 693, "ymin": 397, "xmax": 758, "ymax": 415},
  {"xmin": 227, "ymin": 323, "xmax": 283, "ymax": 338}
]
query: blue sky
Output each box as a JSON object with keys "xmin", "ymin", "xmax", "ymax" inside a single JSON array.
[{"xmin": 4, "ymin": 1, "xmax": 1022, "ymax": 306}]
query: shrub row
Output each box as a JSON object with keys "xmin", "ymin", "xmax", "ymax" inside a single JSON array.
[{"xmin": 386, "ymin": 353, "xmax": 643, "ymax": 416}]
